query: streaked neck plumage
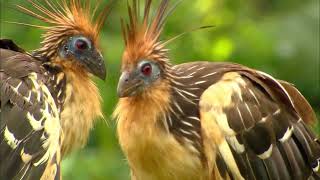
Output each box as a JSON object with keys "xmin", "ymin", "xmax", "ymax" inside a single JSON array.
[
  {"xmin": 51, "ymin": 58, "xmax": 102, "ymax": 157},
  {"xmin": 114, "ymin": 63, "xmax": 218, "ymax": 180}
]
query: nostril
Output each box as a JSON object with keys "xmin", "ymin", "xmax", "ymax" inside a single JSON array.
[{"xmin": 121, "ymin": 72, "xmax": 130, "ymax": 83}]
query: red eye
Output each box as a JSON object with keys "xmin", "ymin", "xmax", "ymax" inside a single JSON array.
[
  {"xmin": 75, "ymin": 39, "xmax": 88, "ymax": 50},
  {"xmin": 141, "ymin": 63, "xmax": 152, "ymax": 76}
]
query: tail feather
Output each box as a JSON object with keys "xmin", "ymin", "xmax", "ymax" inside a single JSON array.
[
  {"xmin": 294, "ymin": 122, "xmax": 320, "ymax": 166},
  {"xmin": 263, "ymin": 145, "xmax": 290, "ymax": 180},
  {"xmin": 282, "ymin": 137, "xmax": 310, "ymax": 179}
]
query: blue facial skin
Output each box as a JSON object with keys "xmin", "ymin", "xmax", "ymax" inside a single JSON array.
[
  {"xmin": 58, "ymin": 35, "xmax": 106, "ymax": 80},
  {"xmin": 137, "ymin": 60, "xmax": 161, "ymax": 86},
  {"xmin": 59, "ymin": 36, "xmax": 93, "ymax": 60},
  {"xmin": 117, "ymin": 60, "xmax": 162, "ymax": 97}
]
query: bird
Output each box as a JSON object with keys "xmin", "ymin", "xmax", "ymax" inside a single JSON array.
[
  {"xmin": 0, "ymin": 0, "xmax": 110, "ymax": 179},
  {"xmin": 113, "ymin": 0, "xmax": 320, "ymax": 179}
]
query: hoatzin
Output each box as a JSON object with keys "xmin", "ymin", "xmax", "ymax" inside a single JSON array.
[
  {"xmin": 113, "ymin": 0, "xmax": 320, "ymax": 179},
  {"xmin": 0, "ymin": 0, "xmax": 110, "ymax": 179}
]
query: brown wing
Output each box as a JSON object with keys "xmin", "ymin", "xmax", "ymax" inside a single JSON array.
[
  {"xmin": 0, "ymin": 39, "xmax": 25, "ymax": 54},
  {"xmin": 279, "ymin": 80, "xmax": 317, "ymax": 125},
  {"xmin": 0, "ymin": 40, "xmax": 65, "ymax": 179},
  {"xmin": 199, "ymin": 71, "xmax": 320, "ymax": 180}
]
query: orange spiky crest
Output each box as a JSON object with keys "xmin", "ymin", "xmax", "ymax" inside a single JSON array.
[
  {"xmin": 121, "ymin": 0, "xmax": 181, "ymax": 70},
  {"xmin": 16, "ymin": 0, "xmax": 112, "ymax": 59}
]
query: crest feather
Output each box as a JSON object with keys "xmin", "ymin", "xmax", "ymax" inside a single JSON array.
[
  {"xmin": 122, "ymin": 0, "xmax": 178, "ymax": 65},
  {"xmin": 16, "ymin": 0, "xmax": 112, "ymax": 58}
]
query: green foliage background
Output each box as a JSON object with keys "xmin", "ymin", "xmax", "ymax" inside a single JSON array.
[{"xmin": 1, "ymin": 0, "xmax": 319, "ymax": 179}]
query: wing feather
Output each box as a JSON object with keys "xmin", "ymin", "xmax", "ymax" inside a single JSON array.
[
  {"xmin": 1, "ymin": 44, "xmax": 63, "ymax": 180},
  {"xmin": 199, "ymin": 71, "xmax": 320, "ymax": 180},
  {"xmin": 279, "ymin": 80, "xmax": 317, "ymax": 124}
]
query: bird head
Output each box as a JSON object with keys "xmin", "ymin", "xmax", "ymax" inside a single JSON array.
[
  {"xmin": 16, "ymin": 0, "xmax": 111, "ymax": 80},
  {"xmin": 117, "ymin": 0, "xmax": 173, "ymax": 97}
]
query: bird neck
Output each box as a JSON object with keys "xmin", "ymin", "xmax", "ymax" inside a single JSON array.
[
  {"xmin": 114, "ymin": 68, "xmax": 209, "ymax": 179},
  {"xmin": 52, "ymin": 57, "xmax": 90, "ymax": 79},
  {"xmin": 114, "ymin": 78, "xmax": 172, "ymax": 130},
  {"xmin": 50, "ymin": 57, "xmax": 102, "ymax": 157},
  {"xmin": 114, "ymin": 63, "xmax": 186, "ymax": 131}
]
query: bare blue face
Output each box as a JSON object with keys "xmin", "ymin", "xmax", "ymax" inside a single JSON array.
[
  {"xmin": 137, "ymin": 60, "xmax": 161, "ymax": 85},
  {"xmin": 58, "ymin": 35, "xmax": 106, "ymax": 80},
  {"xmin": 117, "ymin": 60, "xmax": 162, "ymax": 97}
]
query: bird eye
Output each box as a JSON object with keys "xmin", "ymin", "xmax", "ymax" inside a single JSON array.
[
  {"xmin": 141, "ymin": 63, "xmax": 152, "ymax": 76},
  {"xmin": 75, "ymin": 39, "xmax": 88, "ymax": 50}
]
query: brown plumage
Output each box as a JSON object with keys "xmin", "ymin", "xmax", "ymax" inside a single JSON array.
[
  {"xmin": 114, "ymin": 0, "xmax": 320, "ymax": 180},
  {"xmin": 0, "ymin": 1, "xmax": 110, "ymax": 179}
]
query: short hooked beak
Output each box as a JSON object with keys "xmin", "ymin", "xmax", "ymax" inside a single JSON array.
[
  {"xmin": 117, "ymin": 71, "xmax": 143, "ymax": 98},
  {"xmin": 83, "ymin": 50, "xmax": 106, "ymax": 80}
]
